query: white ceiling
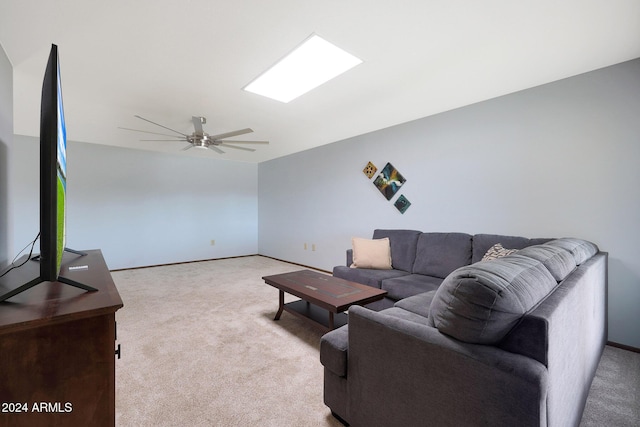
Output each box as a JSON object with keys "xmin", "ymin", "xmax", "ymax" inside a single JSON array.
[{"xmin": 1, "ymin": 1, "xmax": 639, "ymax": 163}]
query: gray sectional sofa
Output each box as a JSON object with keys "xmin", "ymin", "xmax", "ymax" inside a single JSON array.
[
  {"xmin": 333, "ymin": 229, "xmax": 551, "ymax": 310},
  {"xmin": 322, "ymin": 230, "xmax": 607, "ymax": 426}
]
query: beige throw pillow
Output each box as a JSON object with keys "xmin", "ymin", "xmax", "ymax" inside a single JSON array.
[{"xmin": 350, "ymin": 237, "xmax": 392, "ymax": 269}]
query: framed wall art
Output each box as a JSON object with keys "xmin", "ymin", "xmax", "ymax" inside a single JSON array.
[
  {"xmin": 373, "ymin": 162, "xmax": 406, "ymax": 200},
  {"xmin": 394, "ymin": 194, "xmax": 411, "ymax": 214},
  {"xmin": 363, "ymin": 161, "xmax": 377, "ymax": 179}
]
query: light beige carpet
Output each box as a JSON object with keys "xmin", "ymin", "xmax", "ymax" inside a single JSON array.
[
  {"xmin": 113, "ymin": 256, "xmax": 342, "ymax": 426},
  {"xmin": 113, "ymin": 255, "xmax": 639, "ymax": 426}
]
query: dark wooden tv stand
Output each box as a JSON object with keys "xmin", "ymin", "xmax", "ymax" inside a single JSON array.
[{"xmin": 0, "ymin": 249, "xmax": 123, "ymax": 427}]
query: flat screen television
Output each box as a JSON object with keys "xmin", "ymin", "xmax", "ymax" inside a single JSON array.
[
  {"xmin": 40, "ymin": 43, "xmax": 68, "ymax": 281},
  {"xmin": 0, "ymin": 44, "xmax": 96, "ymax": 301}
]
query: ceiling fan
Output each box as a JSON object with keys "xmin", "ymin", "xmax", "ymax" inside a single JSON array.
[{"xmin": 120, "ymin": 115, "xmax": 269, "ymax": 154}]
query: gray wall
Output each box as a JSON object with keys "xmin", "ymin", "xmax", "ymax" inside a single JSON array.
[
  {"xmin": 0, "ymin": 44, "xmax": 12, "ymax": 266},
  {"xmin": 259, "ymin": 59, "xmax": 640, "ymax": 348},
  {"xmin": 11, "ymin": 136, "xmax": 259, "ymax": 270}
]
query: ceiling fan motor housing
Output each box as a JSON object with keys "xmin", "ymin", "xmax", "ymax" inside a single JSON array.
[{"xmin": 188, "ymin": 133, "xmax": 215, "ymax": 147}]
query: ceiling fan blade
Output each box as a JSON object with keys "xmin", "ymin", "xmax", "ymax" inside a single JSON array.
[
  {"xmin": 219, "ymin": 143, "xmax": 256, "ymax": 152},
  {"xmin": 192, "ymin": 116, "xmax": 205, "ymax": 135},
  {"xmin": 134, "ymin": 115, "xmax": 189, "ymax": 137},
  {"xmin": 118, "ymin": 127, "xmax": 183, "ymax": 138},
  {"xmin": 181, "ymin": 144, "xmax": 194, "ymax": 151},
  {"xmin": 219, "ymin": 140, "xmax": 269, "ymax": 145},
  {"xmin": 210, "ymin": 128, "xmax": 253, "ymax": 140},
  {"xmin": 139, "ymin": 139, "xmax": 185, "ymax": 142},
  {"xmin": 208, "ymin": 145, "xmax": 225, "ymax": 154}
]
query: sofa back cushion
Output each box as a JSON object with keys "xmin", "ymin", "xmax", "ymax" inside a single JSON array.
[
  {"xmin": 372, "ymin": 229, "xmax": 422, "ymax": 272},
  {"xmin": 428, "ymin": 254, "xmax": 557, "ymax": 344},
  {"xmin": 516, "ymin": 244, "xmax": 576, "ymax": 281},
  {"xmin": 472, "ymin": 234, "xmax": 551, "ymax": 264},
  {"xmin": 546, "ymin": 238, "xmax": 599, "ymax": 265},
  {"xmin": 412, "ymin": 232, "xmax": 472, "ymax": 278}
]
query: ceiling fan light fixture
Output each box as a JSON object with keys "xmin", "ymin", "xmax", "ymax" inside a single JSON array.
[{"xmin": 243, "ymin": 34, "xmax": 362, "ymax": 103}]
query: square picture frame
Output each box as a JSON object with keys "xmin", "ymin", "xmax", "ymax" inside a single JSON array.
[
  {"xmin": 373, "ymin": 162, "xmax": 406, "ymax": 200},
  {"xmin": 363, "ymin": 161, "xmax": 377, "ymax": 179},
  {"xmin": 394, "ymin": 194, "xmax": 411, "ymax": 214}
]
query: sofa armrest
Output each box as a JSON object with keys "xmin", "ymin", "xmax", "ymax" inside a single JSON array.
[
  {"xmin": 346, "ymin": 249, "xmax": 353, "ymax": 267},
  {"xmin": 346, "ymin": 305, "xmax": 549, "ymax": 427},
  {"xmin": 320, "ymin": 325, "xmax": 349, "ymax": 377}
]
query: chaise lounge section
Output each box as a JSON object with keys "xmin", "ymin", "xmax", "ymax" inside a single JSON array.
[{"xmin": 322, "ymin": 232, "xmax": 607, "ymax": 426}]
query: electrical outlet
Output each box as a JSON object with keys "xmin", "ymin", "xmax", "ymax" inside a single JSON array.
[
  {"xmin": 304, "ymin": 243, "xmax": 308, "ymax": 250},
  {"xmin": 210, "ymin": 240, "xmax": 216, "ymax": 246},
  {"xmin": 312, "ymin": 244, "xmax": 316, "ymax": 251}
]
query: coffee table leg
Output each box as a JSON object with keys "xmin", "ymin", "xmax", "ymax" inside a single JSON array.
[
  {"xmin": 274, "ymin": 290, "xmax": 284, "ymax": 320},
  {"xmin": 328, "ymin": 311, "xmax": 334, "ymax": 330}
]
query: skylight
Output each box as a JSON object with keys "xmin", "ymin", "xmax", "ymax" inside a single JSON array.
[{"xmin": 243, "ymin": 34, "xmax": 363, "ymax": 103}]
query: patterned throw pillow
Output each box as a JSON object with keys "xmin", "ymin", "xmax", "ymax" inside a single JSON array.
[{"xmin": 482, "ymin": 243, "xmax": 518, "ymax": 261}]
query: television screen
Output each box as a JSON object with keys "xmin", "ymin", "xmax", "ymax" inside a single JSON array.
[{"xmin": 56, "ymin": 60, "xmax": 67, "ymax": 275}]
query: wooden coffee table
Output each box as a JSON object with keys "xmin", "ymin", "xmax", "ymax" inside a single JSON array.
[{"xmin": 262, "ymin": 269, "xmax": 387, "ymax": 332}]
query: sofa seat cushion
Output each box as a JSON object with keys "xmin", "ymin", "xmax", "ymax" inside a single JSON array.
[
  {"xmin": 333, "ymin": 266, "xmax": 409, "ymax": 289},
  {"xmin": 428, "ymin": 254, "xmax": 557, "ymax": 344},
  {"xmin": 472, "ymin": 234, "xmax": 551, "ymax": 263},
  {"xmin": 372, "ymin": 229, "xmax": 422, "ymax": 272},
  {"xmin": 364, "ymin": 297, "xmax": 395, "ymax": 312},
  {"xmin": 320, "ymin": 325, "xmax": 349, "ymax": 377},
  {"xmin": 412, "ymin": 232, "xmax": 472, "ymax": 278},
  {"xmin": 394, "ymin": 291, "xmax": 436, "ymax": 318},
  {"xmin": 378, "ymin": 307, "xmax": 431, "ymax": 326},
  {"xmin": 381, "ymin": 274, "xmax": 443, "ymax": 301}
]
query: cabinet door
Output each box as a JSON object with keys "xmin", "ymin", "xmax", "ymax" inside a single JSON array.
[{"xmin": 0, "ymin": 313, "xmax": 116, "ymax": 427}]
